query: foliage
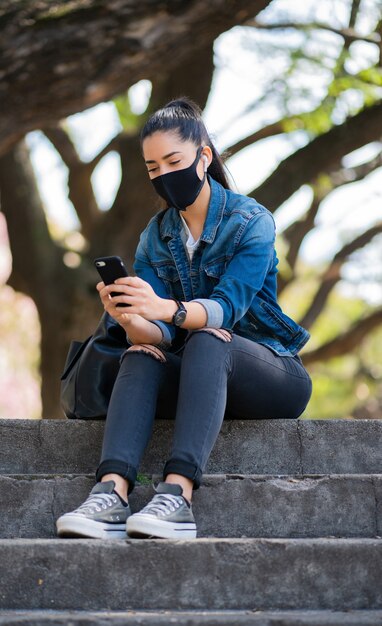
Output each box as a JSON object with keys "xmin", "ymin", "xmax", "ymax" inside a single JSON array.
[{"xmin": 281, "ymin": 285, "xmax": 382, "ymax": 419}]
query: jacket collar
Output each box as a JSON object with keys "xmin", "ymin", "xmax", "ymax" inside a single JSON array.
[{"xmin": 159, "ymin": 174, "xmax": 226, "ymax": 244}]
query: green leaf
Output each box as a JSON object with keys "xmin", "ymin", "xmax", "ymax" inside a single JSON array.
[{"xmin": 113, "ymin": 93, "xmax": 141, "ymax": 133}]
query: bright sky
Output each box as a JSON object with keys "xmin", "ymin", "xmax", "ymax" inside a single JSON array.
[{"xmin": 22, "ymin": 0, "xmax": 382, "ymax": 305}]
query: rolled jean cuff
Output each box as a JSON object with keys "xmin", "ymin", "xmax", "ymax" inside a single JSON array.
[
  {"xmin": 191, "ymin": 298, "xmax": 224, "ymax": 328},
  {"xmin": 163, "ymin": 458, "xmax": 203, "ymax": 490},
  {"xmin": 95, "ymin": 459, "xmax": 137, "ymax": 494}
]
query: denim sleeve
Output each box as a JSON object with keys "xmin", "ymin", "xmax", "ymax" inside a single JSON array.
[
  {"xmin": 207, "ymin": 212, "xmax": 276, "ymax": 329},
  {"xmin": 125, "ymin": 321, "xmax": 172, "ymax": 351},
  {"xmin": 149, "ymin": 321, "xmax": 173, "ymax": 349},
  {"xmin": 132, "ymin": 232, "xmax": 176, "ymax": 349}
]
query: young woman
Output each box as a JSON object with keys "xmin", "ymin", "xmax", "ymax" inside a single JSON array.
[{"xmin": 56, "ymin": 96, "xmax": 312, "ymax": 541}]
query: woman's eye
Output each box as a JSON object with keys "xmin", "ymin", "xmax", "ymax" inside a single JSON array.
[{"xmin": 148, "ymin": 160, "xmax": 181, "ymax": 173}]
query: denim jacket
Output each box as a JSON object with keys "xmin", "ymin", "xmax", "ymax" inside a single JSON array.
[{"xmin": 133, "ymin": 174, "xmax": 310, "ymax": 357}]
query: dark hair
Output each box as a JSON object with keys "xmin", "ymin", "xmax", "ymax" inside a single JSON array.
[{"xmin": 140, "ymin": 95, "xmax": 231, "ymax": 190}]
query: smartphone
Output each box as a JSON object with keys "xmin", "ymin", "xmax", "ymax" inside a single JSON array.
[{"xmin": 94, "ymin": 256, "xmax": 131, "ymax": 308}]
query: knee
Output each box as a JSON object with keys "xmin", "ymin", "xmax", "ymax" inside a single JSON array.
[
  {"xmin": 188, "ymin": 327, "xmax": 233, "ymax": 343},
  {"xmin": 125, "ymin": 343, "xmax": 167, "ymax": 363}
]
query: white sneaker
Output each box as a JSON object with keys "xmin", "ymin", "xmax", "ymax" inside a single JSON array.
[
  {"xmin": 56, "ymin": 480, "xmax": 131, "ymax": 539},
  {"xmin": 126, "ymin": 482, "xmax": 197, "ymax": 539}
]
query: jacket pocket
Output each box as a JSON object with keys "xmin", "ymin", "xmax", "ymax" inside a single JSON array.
[
  {"xmin": 155, "ymin": 263, "xmax": 180, "ymax": 282},
  {"xmin": 247, "ymin": 309, "xmax": 269, "ymax": 333},
  {"xmin": 155, "ymin": 263, "xmax": 182, "ymax": 297},
  {"xmin": 203, "ymin": 258, "xmax": 228, "ymax": 285},
  {"xmin": 260, "ymin": 300, "xmax": 299, "ymax": 337}
]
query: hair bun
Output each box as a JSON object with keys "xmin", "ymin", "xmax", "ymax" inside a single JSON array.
[{"xmin": 164, "ymin": 96, "xmax": 202, "ymax": 118}]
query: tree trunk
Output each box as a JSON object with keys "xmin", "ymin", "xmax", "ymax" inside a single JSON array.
[{"xmin": 0, "ymin": 141, "xmax": 102, "ymax": 418}]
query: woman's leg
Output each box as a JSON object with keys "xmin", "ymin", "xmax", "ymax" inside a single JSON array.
[
  {"xmin": 57, "ymin": 344, "xmax": 183, "ymax": 540},
  {"xmin": 225, "ymin": 339, "xmax": 312, "ymax": 420},
  {"xmin": 163, "ymin": 329, "xmax": 312, "ymax": 490},
  {"xmin": 95, "ymin": 344, "xmax": 181, "ymax": 496}
]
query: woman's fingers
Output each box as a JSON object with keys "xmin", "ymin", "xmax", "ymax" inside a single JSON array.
[
  {"xmin": 115, "ymin": 276, "xmax": 146, "ymax": 287},
  {"xmin": 96, "ymin": 276, "xmax": 161, "ymax": 320},
  {"xmin": 99, "ymin": 277, "xmax": 150, "ymax": 300},
  {"xmin": 108, "ymin": 294, "xmax": 133, "ymax": 308},
  {"xmin": 99, "ymin": 283, "xmax": 133, "ymax": 301},
  {"xmin": 96, "ymin": 279, "xmax": 137, "ymax": 324}
]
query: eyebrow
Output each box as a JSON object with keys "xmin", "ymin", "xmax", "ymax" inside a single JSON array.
[{"xmin": 145, "ymin": 151, "xmax": 182, "ymax": 164}]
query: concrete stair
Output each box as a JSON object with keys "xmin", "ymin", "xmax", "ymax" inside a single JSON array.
[
  {"xmin": 1, "ymin": 610, "xmax": 382, "ymax": 625},
  {"xmin": 0, "ymin": 418, "xmax": 382, "ymax": 625}
]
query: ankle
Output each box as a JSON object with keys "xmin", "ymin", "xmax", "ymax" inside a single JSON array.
[
  {"xmin": 101, "ymin": 474, "xmax": 128, "ymax": 502},
  {"xmin": 165, "ymin": 474, "xmax": 193, "ymax": 503}
]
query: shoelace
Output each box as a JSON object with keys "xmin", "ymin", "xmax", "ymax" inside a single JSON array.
[
  {"xmin": 140, "ymin": 493, "xmax": 184, "ymax": 516},
  {"xmin": 74, "ymin": 492, "xmax": 118, "ymax": 515}
]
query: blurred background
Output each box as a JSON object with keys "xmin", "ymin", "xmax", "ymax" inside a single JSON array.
[{"xmin": 0, "ymin": 0, "xmax": 381, "ymax": 420}]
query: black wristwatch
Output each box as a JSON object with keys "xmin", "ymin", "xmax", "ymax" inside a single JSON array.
[{"xmin": 170, "ymin": 298, "xmax": 187, "ymax": 327}]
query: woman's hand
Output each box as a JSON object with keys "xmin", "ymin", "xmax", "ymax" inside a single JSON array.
[
  {"xmin": 96, "ymin": 280, "xmax": 137, "ymax": 326},
  {"xmin": 96, "ymin": 276, "xmax": 166, "ymax": 322}
]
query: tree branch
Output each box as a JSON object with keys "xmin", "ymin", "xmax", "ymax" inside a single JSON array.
[
  {"xmin": 302, "ymin": 308, "xmax": 382, "ymax": 365},
  {"xmin": 225, "ymin": 120, "xmax": 286, "ymax": 156},
  {"xmin": 42, "ymin": 125, "xmax": 102, "ymax": 239},
  {"xmin": 250, "ymin": 101, "xmax": 382, "ymax": 211},
  {"xmin": 299, "ymin": 222, "xmax": 382, "ymax": 330},
  {"xmin": 278, "ymin": 149, "xmax": 382, "ymax": 293},
  {"xmin": 330, "ymin": 148, "xmax": 382, "ymax": 187},
  {"xmin": 87, "ymin": 133, "xmax": 122, "ymax": 171},
  {"xmin": 247, "ymin": 19, "xmax": 380, "ymax": 45},
  {"xmin": 348, "ymin": 0, "xmax": 362, "ymax": 31},
  {"xmin": 276, "ymin": 191, "xmax": 320, "ymax": 294}
]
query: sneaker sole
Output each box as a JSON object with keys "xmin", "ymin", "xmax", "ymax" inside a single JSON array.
[
  {"xmin": 56, "ymin": 515, "xmax": 127, "ymax": 540},
  {"xmin": 126, "ymin": 514, "xmax": 197, "ymax": 539}
]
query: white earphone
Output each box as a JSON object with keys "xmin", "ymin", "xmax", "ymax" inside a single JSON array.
[{"xmin": 202, "ymin": 155, "xmax": 208, "ymax": 172}]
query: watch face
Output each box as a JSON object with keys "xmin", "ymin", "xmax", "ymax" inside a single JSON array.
[{"xmin": 175, "ymin": 309, "xmax": 187, "ymax": 326}]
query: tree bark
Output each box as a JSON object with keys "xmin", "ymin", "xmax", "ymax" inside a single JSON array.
[{"xmin": 0, "ymin": 0, "xmax": 271, "ymax": 155}]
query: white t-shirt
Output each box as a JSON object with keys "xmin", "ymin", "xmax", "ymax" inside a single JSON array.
[{"xmin": 179, "ymin": 213, "xmax": 201, "ymax": 261}]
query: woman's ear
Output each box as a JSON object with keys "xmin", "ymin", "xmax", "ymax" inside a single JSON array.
[{"xmin": 201, "ymin": 146, "xmax": 213, "ymax": 170}]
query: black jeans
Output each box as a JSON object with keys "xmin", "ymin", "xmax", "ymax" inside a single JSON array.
[{"xmin": 95, "ymin": 329, "xmax": 312, "ymax": 493}]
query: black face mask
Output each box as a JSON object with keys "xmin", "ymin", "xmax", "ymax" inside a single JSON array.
[{"xmin": 150, "ymin": 145, "xmax": 206, "ymax": 211}]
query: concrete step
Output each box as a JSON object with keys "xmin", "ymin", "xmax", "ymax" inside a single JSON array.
[
  {"xmin": 1, "ymin": 418, "xmax": 382, "ymax": 475},
  {"xmin": 0, "ymin": 538, "xmax": 381, "ymax": 611},
  {"xmin": 1, "ymin": 609, "xmax": 382, "ymax": 625},
  {"xmin": 1, "ymin": 473, "xmax": 382, "ymax": 539}
]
